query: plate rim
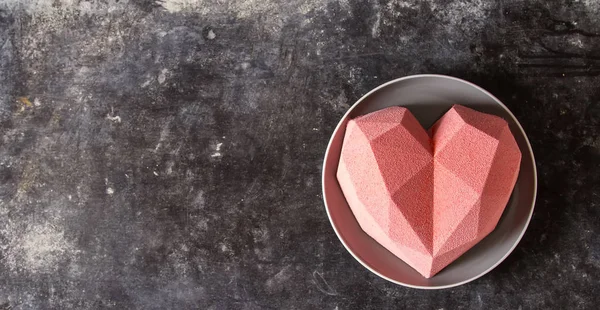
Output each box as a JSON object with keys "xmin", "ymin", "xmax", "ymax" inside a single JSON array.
[{"xmin": 321, "ymin": 74, "xmax": 538, "ymax": 289}]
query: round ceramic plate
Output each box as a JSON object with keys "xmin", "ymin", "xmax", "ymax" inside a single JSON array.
[{"xmin": 321, "ymin": 74, "xmax": 537, "ymax": 289}]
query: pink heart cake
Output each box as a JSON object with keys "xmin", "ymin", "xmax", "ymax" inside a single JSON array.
[{"xmin": 337, "ymin": 105, "xmax": 521, "ymax": 278}]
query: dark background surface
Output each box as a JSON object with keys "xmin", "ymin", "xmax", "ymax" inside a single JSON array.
[{"xmin": 0, "ymin": 0, "xmax": 598, "ymax": 309}]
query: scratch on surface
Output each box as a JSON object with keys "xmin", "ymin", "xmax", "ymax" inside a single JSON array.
[
  {"xmin": 371, "ymin": 2, "xmax": 381, "ymax": 38},
  {"xmin": 154, "ymin": 121, "xmax": 171, "ymax": 152},
  {"xmin": 106, "ymin": 114, "xmax": 121, "ymax": 123},
  {"xmin": 266, "ymin": 266, "xmax": 293, "ymax": 290},
  {"xmin": 141, "ymin": 78, "xmax": 152, "ymax": 88},
  {"xmin": 312, "ymin": 270, "xmax": 338, "ymax": 296}
]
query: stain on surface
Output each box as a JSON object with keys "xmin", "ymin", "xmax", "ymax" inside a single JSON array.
[{"xmin": 4, "ymin": 222, "xmax": 80, "ymax": 274}]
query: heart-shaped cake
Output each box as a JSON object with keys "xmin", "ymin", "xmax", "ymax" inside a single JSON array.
[{"xmin": 337, "ymin": 105, "xmax": 521, "ymax": 278}]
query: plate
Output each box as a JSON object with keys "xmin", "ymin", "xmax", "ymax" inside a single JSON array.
[{"xmin": 321, "ymin": 75, "xmax": 537, "ymax": 289}]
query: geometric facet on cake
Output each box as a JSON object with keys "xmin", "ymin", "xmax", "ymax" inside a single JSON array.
[{"xmin": 336, "ymin": 105, "xmax": 521, "ymax": 278}]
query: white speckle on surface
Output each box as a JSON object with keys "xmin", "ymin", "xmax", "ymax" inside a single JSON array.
[
  {"xmin": 106, "ymin": 114, "xmax": 121, "ymax": 123},
  {"xmin": 193, "ymin": 190, "xmax": 205, "ymax": 209},
  {"xmin": 154, "ymin": 121, "xmax": 172, "ymax": 152},
  {"xmin": 437, "ymin": 0, "xmax": 492, "ymax": 32},
  {"xmin": 106, "ymin": 187, "xmax": 114, "ymax": 195},
  {"xmin": 196, "ymin": 218, "xmax": 209, "ymax": 231},
  {"xmin": 33, "ymin": 98, "xmax": 42, "ymax": 106},
  {"xmin": 207, "ymin": 29, "xmax": 216, "ymax": 40},
  {"xmin": 251, "ymin": 226, "xmax": 269, "ymax": 243},
  {"xmin": 0, "ymin": 0, "xmax": 71, "ymax": 13},
  {"xmin": 570, "ymin": 37, "xmax": 584, "ymax": 48},
  {"xmin": 383, "ymin": 0, "xmax": 490, "ymax": 35},
  {"xmin": 160, "ymin": 0, "xmax": 328, "ymax": 19},
  {"xmin": 5, "ymin": 223, "xmax": 80, "ymax": 274},
  {"xmin": 211, "ymin": 141, "xmax": 223, "ymax": 158},
  {"xmin": 160, "ymin": 0, "xmax": 188, "ymax": 13},
  {"xmin": 68, "ymin": 195, "xmax": 72, "ymax": 200},
  {"xmin": 0, "ymin": 0, "xmax": 129, "ymax": 14},
  {"xmin": 582, "ymin": 0, "xmax": 600, "ymax": 13},
  {"xmin": 140, "ymin": 78, "xmax": 152, "ymax": 88},
  {"xmin": 241, "ymin": 62, "xmax": 251, "ymax": 70},
  {"xmin": 158, "ymin": 68, "xmax": 168, "ymax": 84},
  {"xmin": 166, "ymin": 161, "xmax": 175, "ymax": 175},
  {"xmin": 220, "ymin": 243, "xmax": 230, "ymax": 252},
  {"xmin": 371, "ymin": 3, "xmax": 381, "ymax": 38},
  {"xmin": 153, "ymin": 171, "xmax": 159, "ymax": 176},
  {"xmin": 79, "ymin": 1, "xmax": 92, "ymax": 13}
]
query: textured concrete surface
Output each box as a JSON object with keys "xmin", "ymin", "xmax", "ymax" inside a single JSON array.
[{"xmin": 0, "ymin": 0, "xmax": 598, "ymax": 309}]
